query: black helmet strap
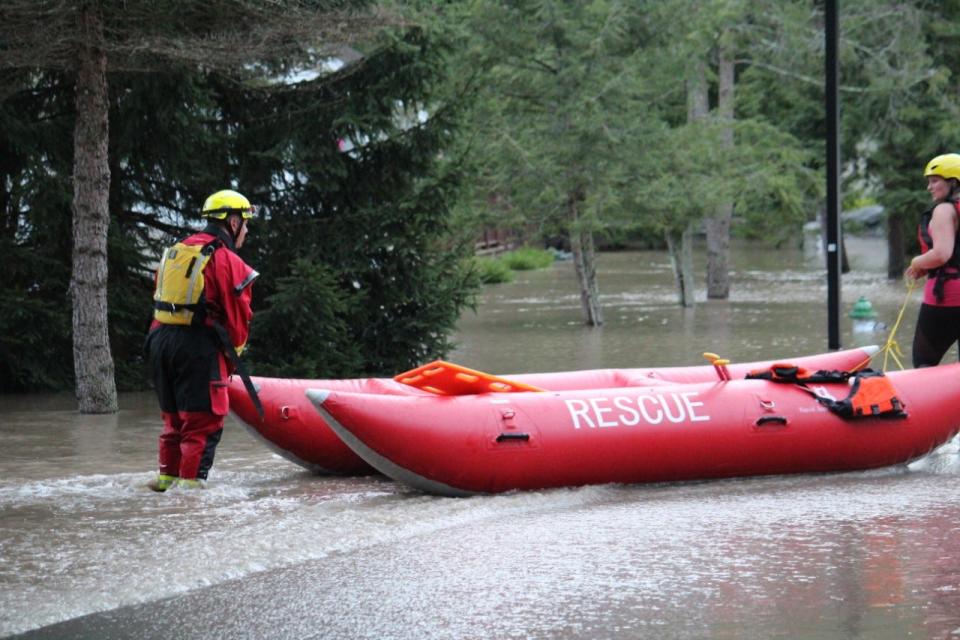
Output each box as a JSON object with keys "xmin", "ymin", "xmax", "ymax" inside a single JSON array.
[{"xmin": 202, "ymin": 220, "xmax": 237, "ymax": 251}]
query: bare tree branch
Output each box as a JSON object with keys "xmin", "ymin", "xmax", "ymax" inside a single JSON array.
[{"xmin": 0, "ymin": 1, "xmax": 397, "ymax": 73}]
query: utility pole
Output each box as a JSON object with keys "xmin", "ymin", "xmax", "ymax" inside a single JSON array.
[{"xmin": 825, "ymin": 0, "xmax": 842, "ymax": 349}]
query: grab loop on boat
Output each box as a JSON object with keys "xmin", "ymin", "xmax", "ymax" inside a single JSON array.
[
  {"xmin": 496, "ymin": 432, "xmax": 531, "ymax": 442},
  {"xmin": 280, "ymin": 405, "xmax": 298, "ymax": 420},
  {"xmin": 755, "ymin": 415, "xmax": 788, "ymax": 427}
]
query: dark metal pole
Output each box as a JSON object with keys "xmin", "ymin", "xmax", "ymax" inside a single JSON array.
[{"xmin": 825, "ymin": 0, "xmax": 842, "ymax": 349}]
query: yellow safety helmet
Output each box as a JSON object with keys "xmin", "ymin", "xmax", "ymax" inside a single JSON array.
[
  {"xmin": 201, "ymin": 189, "xmax": 255, "ymax": 219},
  {"xmin": 923, "ymin": 154, "xmax": 960, "ymax": 181}
]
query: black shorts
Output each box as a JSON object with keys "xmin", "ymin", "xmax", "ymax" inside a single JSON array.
[
  {"xmin": 147, "ymin": 325, "xmax": 223, "ymax": 413},
  {"xmin": 912, "ymin": 303, "xmax": 960, "ymax": 368}
]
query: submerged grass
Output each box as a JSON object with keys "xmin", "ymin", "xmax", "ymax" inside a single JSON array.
[
  {"xmin": 473, "ymin": 257, "xmax": 514, "ymax": 284},
  {"xmin": 501, "ymin": 247, "xmax": 555, "ymax": 271},
  {"xmin": 472, "ymin": 247, "xmax": 556, "ymax": 284}
]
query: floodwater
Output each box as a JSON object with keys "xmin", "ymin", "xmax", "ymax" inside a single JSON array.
[{"xmin": 3, "ymin": 236, "xmax": 960, "ymax": 639}]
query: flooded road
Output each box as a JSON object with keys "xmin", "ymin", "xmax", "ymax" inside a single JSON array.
[
  {"xmin": 3, "ymin": 237, "xmax": 960, "ymax": 639},
  {"xmin": 450, "ymin": 235, "xmax": 922, "ymax": 373}
]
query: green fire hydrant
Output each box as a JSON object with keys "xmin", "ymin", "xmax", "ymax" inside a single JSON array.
[{"xmin": 850, "ymin": 296, "xmax": 878, "ymax": 332}]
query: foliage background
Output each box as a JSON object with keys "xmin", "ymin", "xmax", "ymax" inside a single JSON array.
[
  {"xmin": 0, "ymin": 24, "xmax": 479, "ymax": 392},
  {"xmin": 3, "ymin": 0, "xmax": 960, "ymax": 392}
]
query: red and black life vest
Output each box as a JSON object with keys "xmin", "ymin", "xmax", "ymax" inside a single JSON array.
[{"xmin": 918, "ymin": 199, "xmax": 960, "ymax": 303}]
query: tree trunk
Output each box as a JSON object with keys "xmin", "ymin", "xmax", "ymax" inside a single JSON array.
[
  {"xmin": 665, "ymin": 222, "xmax": 696, "ymax": 307},
  {"xmin": 706, "ymin": 40, "xmax": 734, "ymax": 299},
  {"xmin": 567, "ymin": 186, "xmax": 603, "ymax": 326},
  {"xmin": 687, "ymin": 59, "xmax": 708, "ymax": 122},
  {"xmin": 71, "ymin": 4, "xmax": 117, "ymax": 413},
  {"xmin": 570, "ymin": 227, "xmax": 603, "ymax": 326},
  {"xmin": 675, "ymin": 58, "xmax": 708, "ymax": 308}
]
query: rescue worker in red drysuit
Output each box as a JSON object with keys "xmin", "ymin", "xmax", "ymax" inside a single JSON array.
[
  {"xmin": 906, "ymin": 153, "xmax": 960, "ymax": 367},
  {"xmin": 146, "ymin": 190, "xmax": 258, "ymax": 491}
]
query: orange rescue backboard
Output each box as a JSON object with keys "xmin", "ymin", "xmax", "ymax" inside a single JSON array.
[{"xmin": 393, "ymin": 360, "xmax": 544, "ymax": 395}]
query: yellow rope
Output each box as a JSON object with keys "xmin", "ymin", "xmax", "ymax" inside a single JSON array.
[{"xmin": 852, "ymin": 279, "xmax": 917, "ymax": 372}]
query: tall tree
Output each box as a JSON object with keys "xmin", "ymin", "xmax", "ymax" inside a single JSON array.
[
  {"xmin": 855, "ymin": 2, "xmax": 960, "ymax": 277},
  {"xmin": 616, "ymin": 0, "xmax": 815, "ymax": 307},
  {"xmin": 1, "ymin": 19, "xmax": 478, "ymax": 391},
  {"xmin": 734, "ymin": 0, "xmax": 937, "ymax": 276},
  {"xmin": 0, "ymin": 72, "xmax": 76, "ymax": 392},
  {"xmin": 454, "ymin": 0, "xmax": 659, "ymax": 326},
  {"xmin": 0, "ymin": 0, "xmax": 384, "ymax": 412},
  {"xmin": 655, "ymin": 0, "xmax": 806, "ymax": 300},
  {"xmin": 226, "ymin": 25, "xmax": 480, "ymax": 377},
  {"xmin": 673, "ymin": 59, "xmax": 709, "ymax": 308},
  {"xmin": 705, "ymin": 30, "xmax": 736, "ymax": 299}
]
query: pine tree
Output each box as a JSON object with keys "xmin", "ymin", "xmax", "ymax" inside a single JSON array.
[
  {"xmin": 0, "ymin": 0, "xmax": 384, "ymax": 412},
  {"xmin": 1, "ymin": 16, "xmax": 478, "ymax": 390},
  {"xmin": 217, "ymin": 26, "xmax": 480, "ymax": 376}
]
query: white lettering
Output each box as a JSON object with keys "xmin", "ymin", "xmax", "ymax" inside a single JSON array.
[
  {"xmin": 637, "ymin": 395, "xmax": 663, "ymax": 424},
  {"xmin": 613, "ymin": 396, "xmax": 641, "ymax": 426},
  {"xmin": 589, "ymin": 398, "xmax": 618, "ymax": 428},
  {"xmin": 565, "ymin": 391, "xmax": 712, "ymax": 429},
  {"xmin": 659, "ymin": 393, "xmax": 686, "ymax": 423},
  {"xmin": 564, "ymin": 399, "xmax": 594, "ymax": 429},
  {"xmin": 680, "ymin": 391, "xmax": 709, "ymax": 422}
]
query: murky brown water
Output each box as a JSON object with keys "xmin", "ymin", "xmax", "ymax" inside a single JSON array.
[
  {"xmin": 3, "ymin": 236, "xmax": 960, "ymax": 639},
  {"xmin": 451, "ymin": 235, "xmax": 927, "ymax": 373}
]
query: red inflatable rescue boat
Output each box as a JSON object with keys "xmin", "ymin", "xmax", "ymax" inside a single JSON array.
[
  {"xmin": 305, "ymin": 362, "xmax": 960, "ymax": 496},
  {"xmin": 229, "ymin": 347, "xmax": 878, "ymax": 474}
]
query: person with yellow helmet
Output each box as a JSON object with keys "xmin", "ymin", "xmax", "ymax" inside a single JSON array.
[
  {"xmin": 906, "ymin": 154, "xmax": 960, "ymax": 367},
  {"xmin": 145, "ymin": 189, "xmax": 259, "ymax": 491}
]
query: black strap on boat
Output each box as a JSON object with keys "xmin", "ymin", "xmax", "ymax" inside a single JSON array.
[
  {"xmin": 496, "ymin": 432, "xmax": 530, "ymax": 442},
  {"xmin": 749, "ymin": 364, "xmax": 906, "ymax": 420},
  {"xmin": 211, "ymin": 321, "xmax": 264, "ymax": 420},
  {"xmin": 746, "ymin": 364, "xmax": 852, "ymax": 385}
]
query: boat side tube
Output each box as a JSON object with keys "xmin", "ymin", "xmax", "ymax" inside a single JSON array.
[{"xmin": 306, "ymin": 390, "xmax": 479, "ymax": 497}]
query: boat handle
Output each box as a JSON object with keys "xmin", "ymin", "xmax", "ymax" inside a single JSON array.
[
  {"xmin": 755, "ymin": 416, "xmax": 788, "ymax": 427},
  {"xmin": 496, "ymin": 433, "xmax": 530, "ymax": 442}
]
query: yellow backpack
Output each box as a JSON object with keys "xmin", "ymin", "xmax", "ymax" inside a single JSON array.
[{"xmin": 153, "ymin": 240, "xmax": 219, "ymax": 325}]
